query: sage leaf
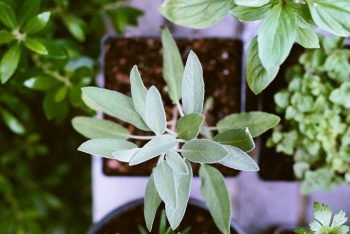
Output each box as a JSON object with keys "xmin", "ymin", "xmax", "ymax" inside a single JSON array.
[
  {"xmin": 230, "ymin": 4, "xmax": 270, "ymax": 22},
  {"xmin": 130, "ymin": 65, "xmax": 147, "ymax": 118},
  {"xmin": 78, "ymin": 139, "xmax": 137, "ymax": 158},
  {"xmin": 0, "ymin": 2, "xmax": 16, "ymax": 29},
  {"xmin": 166, "ymin": 160, "xmax": 192, "ymax": 230},
  {"xmin": 145, "ymin": 86, "xmax": 166, "ymax": 135},
  {"xmin": 154, "ymin": 161, "xmax": 177, "ymax": 209},
  {"xmin": 81, "ymin": 87, "xmax": 149, "ymax": 131},
  {"xmin": 219, "ymin": 145, "xmax": 259, "ymax": 171},
  {"xmin": 161, "ymin": 27, "xmax": 184, "ymax": 103},
  {"xmin": 159, "ymin": 0, "xmax": 234, "ymax": 29},
  {"xmin": 234, "ymin": 0, "xmax": 269, "ymax": 7},
  {"xmin": 24, "ymin": 38, "xmax": 48, "ymax": 55},
  {"xmin": 0, "ymin": 43, "xmax": 21, "ymax": 84},
  {"xmin": 213, "ymin": 128, "xmax": 255, "ymax": 152},
  {"xmin": 23, "ymin": 12, "xmax": 51, "ymax": 34},
  {"xmin": 199, "ymin": 164, "xmax": 231, "ymax": 234},
  {"xmin": 144, "ymin": 174, "xmax": 162, "ymax": 232},
  {"xmin": 181, "ymin": 139, "xmax": 229, "ymax": 163},
  {"xmin": 258, "ymin": 2, "xmax": 297, "ymax": 69},
  {"xmin": 182, "ymin": 51, "xmax": 204, "ymax": 115},
  {"xmin": 72, "ymin": 116, "xmax": 128, "ymax": 140},
  {"xmin": 176, "ymin": 113, "xmax": 204, "ymax": 140},
  {"xmin": 307, "ymin": 0, "xmax": 350, "ymax": 37},
  {"xmin": 0, "ymin": 30, "xmax": 14, "ymax": 45},
  {"xmin": 246, "ymin": 37, "xmax": 279, "ymax": 94},
  {"xmin": 129, "ymin": 135, "xmax": 177, "ymax": 165},
  {"xmin": 166, "ymin": 150, "xmax": 188, "ymax": 175},
  {"xmin": 296, "ymin": 28, "xmax": 320, "ymax": 49},
  {"xmin": 112, "ymin": 148, "xmax": 139, "ymax": 163},
  {"xmin": 217, "ymin": 111, "xmax": 280, "ymax": 137}
]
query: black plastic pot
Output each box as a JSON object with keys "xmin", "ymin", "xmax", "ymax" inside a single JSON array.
[{"xmin": 88, "ymin": 198, "xmax": 244, "ymax": 234}]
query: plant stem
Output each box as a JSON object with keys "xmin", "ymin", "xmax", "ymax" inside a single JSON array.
[
  {"xmin": 176, "ymin": 102, "xmax": 184, "ymax": 117},
  {"xmin": 203, "ymin": 126, "xmax": 219, "ymax": 131},
  {"xmin": 166, "ymin": 128, "xmax": 178, "ymax": 136},
  {"xmin": 126, "ymin": 134, "xmax": 155, "ymax": 140}
]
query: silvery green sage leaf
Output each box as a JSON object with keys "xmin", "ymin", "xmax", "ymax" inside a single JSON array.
[
  {"xmin": 166, "ymin": 160, "xmax": 192, "ymax": 230},
  {"xmin": 81, "ymin": 87, "xmax": 149, "ymax": 131},
  {"xmin": 217, "ymin": 111, "xmax": 280, "ymax": 137},
  {"xmin": 176, "ymin": 113, "xmax": 205, "ymax": 140},
  {"xmin": 296, "ymin": 28, "xmax": 320, "ymax": 49},
  {"xmin": 234, "ymin": 0, "xmax": 270, "ymax": 7},
  {"xmin": 182, "ymin": 51, "xmax": 204, "ymax": 115},
  {"xmin": 129, "ymin": 135, "xmax": 177, "ymax": 165},
  {"xmin": 199, "ymin": 164, "xmax": 231, "ymax": 234},
  {"xmin": 144, "ymin": 173, "xmax": 162, "ymax": 232},
  {"xmin": 159, "ymin": 0, "xmax": 235, "ymax": 29},
  {"xmin": 181, "ymin": 139, "xmax": 229, "ymax": 163},
  {"xmin": 166, "ymin": 150, "xmax": 188, "ymax": 175},
  {"xmin": 213, "ymin": 128, "xmax": 255, "ymax": 152},
  {"xmin": 161, "ymin": 27, "xmax": 184, "ymax": 103},
  {"xmin": 72, "ymin": 116, "xmax": 128, "ymax": 140},
  {"xmin": 219, "ymin": 145, "xmax": 259, "ymax": 171},
  {"xmin": 154, "ymin": 160, "xmax": 177, "ymax": 209},
  {"xmin": 78, "ymin": 139, "xmax": 137, "ymax": 158},
  {"xmin": 258, "ymin": 2, "xmax": 297, "ymax": 69},
  {"xmin": 112, "ymin": 148, "xmax": 139, "ymax": 162},
  {"xmin": 246, "ymin": 36, "xmax": 279, "ymax": 94},
  {"xmin": 145, "ymin": 86, "xmax": 166, "ymax": 135},
  {"xmin": 130, "ymin": 65, "xmax": 147, "ymax": 118}
]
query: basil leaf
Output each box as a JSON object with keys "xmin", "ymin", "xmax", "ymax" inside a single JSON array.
[
  {"xmin": 219, "ymin": 145, "xmax": 259, "ymax": 171},
  {"xmin": 159, "ymin": 0, "xmax": 234, "ymax": 29},
  {"xmin": 161, "ymin": 27, "xmax": 184, "ymax": 103},
  {"xmin": 246, "ymin": 36, "xmax": 279, "ymax": 94},
  {"xmin": 0, "ymin": 43, "xmax": 21, "ymax": 84},
  {"xmin": 234, "ymin": 0, "xmax": 270, "ymax": 7},
  {"xmin": 24, "ymin": 76, "xmax": 59, "ymax": 91},
  {"xmin": 182, "ymin": 51, "xmax": 204, "ymax": 115},
  {"xmin": 0, "ymin": 30, "xmax": 14, "ymax": 45},
  {"xmin": 130, "ymin": 65, "xmax": 147, "ymax": 118},
  {"xmin": 111, "ymin": 148, "xmax": 139, "ymax": 162},
  {"xmin": 144, "ymin": 174, "xmax": 162, "ymax": 232},
  {"xmin": 217, "ymin": 111, "xmax": 280, "ymax": 137},
  {"xmin": 129, "ymin": 135, "xmax": 178, "ymax": 165},
  {"xmin": 24, "ymin": 38, "xmax": 48, "ymax": 55},
  {"xmin": 23, "ymin": 12, "xmax": 51, "ymax": 34},
  {"xmin": 78, "ymin": 139, "xmax": 137, "ymax": 158},
  {"xmin": 0, "ymin": 2, "xmax": 16, "ymax": 29},
  {"xmin": 258, "ymin": 2, "xmax": 297, "ymax": 69},
  {"xmin": 72, "ymin": 116, "xmax": 128, "ymax": 140},
  {"xmin": 176, "ymin": 113, "xmax": 204, "ymax": 140},
  {"xmin": 307, "ymin": 0, "xmax": 350, "ymax": 37},
  {"xmin": 154, "ymin": 161, "xmax": 177, "ymax": 209},
  {"xmin": 230, "ymin": 4, "xmax": 270, "ymax": 22},
  {"xmin": 81, "ymin": 87, "xmax": 149, "ymax": 131},
  {"xmin": 166, "ymin": 150, "xmax": 188, "ymax": 175},
  {"xmin": 213, "ymin": 128, "xmax": 255, "ymax": 152},
  {"xmin": 199, "ymin": 164, "xmax": 231, "ymax": 234},
  {"xmin": 181, "ymin": 139, "xmax": 229, "ymax": 163},
  {"xmin": 145, "ymin": 86, "xmax": 166, "ymax": 135},
  {"xmin": 296, "ymin": 28, "xmax": 320, "ymax": 49}
]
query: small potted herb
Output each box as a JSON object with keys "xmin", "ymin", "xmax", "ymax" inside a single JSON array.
[{"xmin": 73, "ymin": 28, "xmax": 279, "ymax": 233}]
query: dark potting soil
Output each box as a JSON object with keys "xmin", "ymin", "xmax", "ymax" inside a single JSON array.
[
  {"xmin": 103, "ymin": 37, "xmax": 243, "ymax": 176},
  {"xmin": 92, "ymin": 200, "xmax": 240, "ymax": 234}
]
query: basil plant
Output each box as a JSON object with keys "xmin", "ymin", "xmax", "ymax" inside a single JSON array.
[
  {"xmin": 72, "ymin": 28, "xmax": 279, "ymax": 233},
  {"xmin": 159, "ymin": 0, "xmax": 350, "ymax": 95},
  {"xmin": 268, "ymin": 37, "xmax": 350, "ymax": 194}
]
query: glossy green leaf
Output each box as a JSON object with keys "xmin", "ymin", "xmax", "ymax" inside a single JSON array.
[
  {"xmin": 166, "ymin": 150, "xmax": 188, "ymax": 175},
  {"xmin": 54, "ymin": 86, "xmax": 68, "ymax": 102},
  {"xmin": 35, "ymin": 39, "xmax": 67, "ymax": 59},
  {"xmin": 24, "ymin": 76, "xmax": 59, "ymax": 91},
  {"xmin": 0, "ymin": 2, "xmax": 16, "ymax": 29},
  {"xmin": 182, "ymin": 51, "xmax": 204, "ymax": 115},
  {"xmin": 246, "ymin": 37, "xmax": 279, "ymax": 94},
  {"xmin": 159, "ymin": 0, "xmax": 234, "ymax": 29},
  {"xmin": 78, "ymin": 139, "xmax": 137, "ymax": 158},
  {"xmin": 72, "ymin": 116, "xmax": 128, "ymax": 139},
  {"xmin": 24, "ymin": 38, "xmax": 48, "ymax": 55},
  {"xmin": 18, "ymin": 0, "xmax": 41, "ymax": 26},
  {"xmin": 199, "ymin": 164, "xmax": 231, "ymax": 234},
  {"xmin": 234, "ymin": 0, "xmax": 269, "ymax": 7},
  {"xmin": 161, "ymin": 27, "xmax": 184, "ymax": 103},
  {"xmin": 166, "ymin": 160, "xmax": 192, "ymax": 230},
  {"xmin": 219, "ymin": 145, "xmax": 259, "ymax": 171},
  {"xmin": 43, "ymin": 93, "xmax": 68, "ymax": 120},
  {"xmin": 213, "ymin": 128, "xmax": 255, "ymax": 152},
  {"xmin": 145, "ymin": 86, "xmax": 166, "ymax": 135},
  {"xmin": 130, "ymin": 65, "xmax": 147, "ymax": 117},
  {"xmin": 258, "ymin": 2, "xmax": 297, "ymax": 69},
  {"xmin": 0, "ymin": 43, "xmax": 21, "ymax": 84},
  {"xmin": 176, "ymin": 113, "xmax": 204, "ymax": 140},
  {"xmin": 129, "ymin": 135, "xmax": 177, "ymax": 165},
  {"xmin": 154, "ymin": 160, "xmax": 177, "ymax": 209},
  {"xmin": 230, "ymin": 4, "xmax": 270, "ymax": 22},
  {"xmin": 111, "ymin": 148, "xmax": 139, "ymax": 162},
  {"xmin": 0, "ymin": 108, "xmax": 26, "ymax": 135},
  {"xmin": 0, "ymin": 30, "xmax": 14, "ymax": 45},
  {"xmin": 23, "ymin": 12, "xmax": 51, "ymax": 34},
  {"xmin": 217, "ymin": 111, "xmax": 280, "ymax": 137},
  {"xmin": 61, "ymin": 14, "xmax": 86, "ymax": 42},
  {"xmin": 81, "ymin": 87, "xmax": 149, "ymax": 131},
  {"xmin": 296, "ymin": 28, "xmax": 320, "ymax": 49},
  {"xmin": 144, "ymin": 174, "xmax": 162, "ymax": 232},
  {"xmin": 307, "ymin": 0, "xmax": 350, "ymax": 37},
  {"xmin": 181, "ymin": 139, "xmax": 229, "ymax": 163}
]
